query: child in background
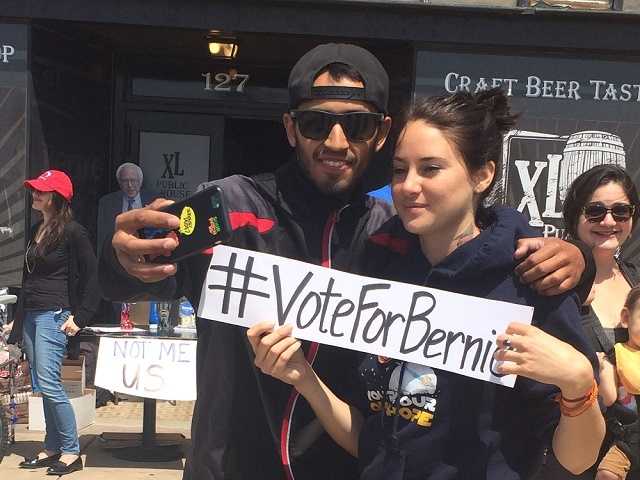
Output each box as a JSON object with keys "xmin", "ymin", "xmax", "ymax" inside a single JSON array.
[{"xmin": 597, "ymin": 285, "xmax": 640, "ymax": 480}]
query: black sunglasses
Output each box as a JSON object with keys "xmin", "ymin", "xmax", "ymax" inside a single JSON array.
[
  {"xmin": 583, "ymin": 202, "xmax": 636, "ymax": 223},
  {"xmin": 290, "ymin": 110, "xmax": 384, "ymax": 142}
]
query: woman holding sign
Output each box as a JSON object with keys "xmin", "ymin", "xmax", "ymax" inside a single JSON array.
[
  {"xmin": 249, "ymin": 89, "xmax": 604, "ymax": 479},
  {"xmin": 8, "ymin": 170, "xmax": 99, "ymax": 476}
]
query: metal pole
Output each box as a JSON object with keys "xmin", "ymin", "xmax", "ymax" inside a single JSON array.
[{"xmin": 142, "ymin": 398, "xmax": 156, "ymax": 447}]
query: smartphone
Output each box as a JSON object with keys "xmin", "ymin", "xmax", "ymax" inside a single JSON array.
[{"xmin": 138, "ymin": 185, "xmax": 232, "ymax": 263}]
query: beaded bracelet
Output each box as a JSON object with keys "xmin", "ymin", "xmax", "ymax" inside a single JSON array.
[{"xmin": 553, "ymin": 378, "xmax": 598, "ymax": 418}]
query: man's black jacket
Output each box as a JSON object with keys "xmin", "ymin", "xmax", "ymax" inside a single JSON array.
[{"xmin": 99, "ymin": 162, "xmax": 394, "ymax": 480}]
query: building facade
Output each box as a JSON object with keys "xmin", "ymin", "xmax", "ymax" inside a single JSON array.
[{"xmin": 1, "ymin": 0, "xmax": 640, "ymax": 286}]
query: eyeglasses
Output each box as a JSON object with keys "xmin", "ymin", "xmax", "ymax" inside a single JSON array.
[
  {"xmin": 290, "ymin": 110, "xmax": 384, "ymax": 142},
  {"xmin": 119, "ymin": 179, "xmax": 140, "ymax": 185},
  {"xmin": 583, "ymin": 202, "xmax": 636, "ymax": 223}
]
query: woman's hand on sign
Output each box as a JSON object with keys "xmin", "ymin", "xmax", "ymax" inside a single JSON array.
[
  {"xmin": 494, "ymin": 322, "xmax": 594, "ymax": 399},
  {"xmin": 247, "ymin": 321, "xmax": 311, "ymax": 388},
  {"xmin": 112, "ymin": 198, "xmax": 179, "ymax": 283},
  {"xmin": 514, "ymin": 237, "xmax": 584, "ymax": 296}
]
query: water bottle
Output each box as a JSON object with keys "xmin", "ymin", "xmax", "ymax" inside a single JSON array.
[
  {"xmin": 179, "ymin": 300, "xmax": 195, "ymax": 328},
  {"xmin": 148, "ymin": 302, "xmax": 159, "ymax": 330}
]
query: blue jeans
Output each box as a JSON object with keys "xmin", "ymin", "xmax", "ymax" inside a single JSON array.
[{"xmin": 22, "ymin": 309, "xmax": 80, "ymax": 454}]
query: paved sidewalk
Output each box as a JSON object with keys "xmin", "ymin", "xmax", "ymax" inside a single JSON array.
[{"xmin": 0, "ymin": 399, "xmax": 193, "ymax": 479}]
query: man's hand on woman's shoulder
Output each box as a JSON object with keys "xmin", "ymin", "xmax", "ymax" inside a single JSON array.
[{"xmin": 514, "ymin": 237, "xmax": 585, "ymax": 296}]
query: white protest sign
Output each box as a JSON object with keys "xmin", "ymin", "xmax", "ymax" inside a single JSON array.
[
  {"xmin": 94, "ymin": 337, "xmax": 197, "ymax": 400},
  {"xmin": 198, "ymin": 246, "xmax": 534, "ymax": 387}
]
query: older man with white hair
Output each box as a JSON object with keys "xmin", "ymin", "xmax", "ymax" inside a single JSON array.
[{"xmin": 97, "ymin": 162, "xmax": 157, "ymax": 254}]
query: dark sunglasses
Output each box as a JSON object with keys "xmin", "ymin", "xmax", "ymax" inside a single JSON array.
[
  {"xmin": 290, "ymin": 110, "xmax": 384, "ymax": 142},
  {"xmin": 583, "ymin": 202, "xmax": 636, "ymax": 223}
]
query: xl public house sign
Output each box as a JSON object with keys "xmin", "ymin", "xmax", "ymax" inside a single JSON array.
[{"xmin": 416, "ymin": 51, "xmax": 640, "ymax": 258}]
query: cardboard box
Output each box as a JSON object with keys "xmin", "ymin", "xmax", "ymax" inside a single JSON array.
[
  {"xmin": 28, "ymin": 388, "xmax": 96, "ymax": 431},
  {"xmin": 61, "ymin": 356, "xmax": 85, "ymax": 396},
  {"xmin": 62, "ymin": 381, "xmax": 84, "ymax": 397}
]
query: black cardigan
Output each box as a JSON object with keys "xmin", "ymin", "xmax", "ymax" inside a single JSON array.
[
  {"xmin": 580, "ymin": 258, "xmax": 639, "ymax": 354},
  {"xmin": 8, "ymin": 220, "xmax": 100, "ymax": 344}
]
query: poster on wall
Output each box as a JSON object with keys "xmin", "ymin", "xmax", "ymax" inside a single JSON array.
[
  {"xmin": 415, "ymin": 50, "xmax": 640, "ymax": 260},
  {"xmin": 139, "ymin": 131, "xmax": 210, "ymax": 201},
  {"xmin": 0, "ymin": 23, "xmax": 27, "ymax": 287}
]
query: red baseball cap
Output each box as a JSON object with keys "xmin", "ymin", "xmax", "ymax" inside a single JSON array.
[{"xmin": 24, "ymin": 170, "xmax": 74, "ymax": 201}]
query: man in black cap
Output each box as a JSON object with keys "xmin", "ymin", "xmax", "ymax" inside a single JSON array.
[{"xmin": 99, "ymin": 44, "xmax": 588, "ymax": 480}]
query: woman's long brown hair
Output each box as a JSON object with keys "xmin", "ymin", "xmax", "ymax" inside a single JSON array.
[{"xmin": 36, "ymin": 191, "xmax": 73, "ymax": 255}]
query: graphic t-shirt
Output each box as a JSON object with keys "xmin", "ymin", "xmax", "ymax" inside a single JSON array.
[
  {"xmin": 356, "ymin": 355, "xmax": 463, "ymax": 480},
  {"xmin": 361, "ymin": 358, "xmax": 441, "ymax": 429}
]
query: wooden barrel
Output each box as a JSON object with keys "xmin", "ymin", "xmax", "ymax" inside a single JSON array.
[{"xmin": 559, "ymin": 131, "xmax": 626, "ymax": 202}]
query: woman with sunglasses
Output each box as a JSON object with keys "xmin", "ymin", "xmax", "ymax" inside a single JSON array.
[
  {"xmin": 563, "ymin": 165, "xmax": 640, "ymax": 352},
  {"xmin": 7, "ymin": 170, "xmax": 99, "ymax": 476},
  {"xmin": 249, "ymin": 89, "xmax": 604, "ymax": 479},
  {"xmin": 563, "ymin": 164, "xmax": 640, "ymax": 480}
]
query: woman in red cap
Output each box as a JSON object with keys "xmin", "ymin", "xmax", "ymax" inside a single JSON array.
[{"xmin": 8, "ymin": 169, "xmax": 99, "ymax": 475}]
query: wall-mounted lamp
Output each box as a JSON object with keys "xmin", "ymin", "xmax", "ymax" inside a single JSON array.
[{"xmin": 207, "ymin": 31, "xmax": 239, "ymax": 60}]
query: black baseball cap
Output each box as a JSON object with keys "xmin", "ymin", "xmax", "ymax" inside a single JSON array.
[{"xmin": 288, "ymin": 43, "xmax": 389, "ymax": 114}]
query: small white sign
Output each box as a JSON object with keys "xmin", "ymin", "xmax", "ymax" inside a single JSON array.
[
  {"xmin": 139, "ymin": 131, "xmax": 210, "ymax": 201},
  {"xmin": 95, "ymin": 337, "xmax": 197, "ymax": 400},
  {"xmin": 199, "ymin": 246, "xmax": 534, "ymax": 387}
]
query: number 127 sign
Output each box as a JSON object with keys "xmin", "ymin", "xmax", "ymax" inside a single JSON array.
[{"xmin": 202, "ymin": 72, "xmax": 249, "ymax": 93}]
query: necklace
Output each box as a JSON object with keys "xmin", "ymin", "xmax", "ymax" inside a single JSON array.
[
  {"xmin": 25, "ymin": 239, "xmax": 36, "ymax": 274},
  {"xmin": 26, "ymin": 222, "xmax": 49, "ymax": 274}
]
